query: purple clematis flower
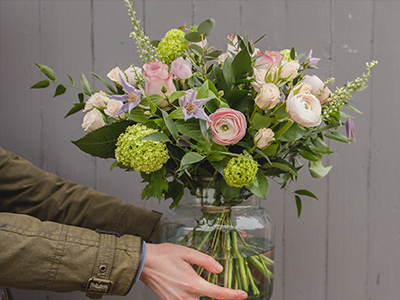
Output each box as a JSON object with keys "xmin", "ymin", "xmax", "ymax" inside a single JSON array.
[
  {"xmin": 109, "ymin": 74, "xmax": 142, "ymax": 116},
  {"xmin": 182, "ymin": 90, "xmax": 213, "ymax": 122},
  {"xmin": 307, "ymin": 49, "xmax": 321, "ymax": 69},
  {"xmin": 346, "ymin": 119, "xmax": 356, "ymax": 141}
]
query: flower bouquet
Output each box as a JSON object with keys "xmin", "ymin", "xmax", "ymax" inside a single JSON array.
[{"xmin": 32, "ymin": 1, "xmax": 376, "ymax": 299}]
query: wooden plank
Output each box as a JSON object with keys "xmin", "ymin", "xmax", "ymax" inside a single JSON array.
[
  {"xmin": 282, "ymin": 1, "xmax": 331, "ymax": 300},
  {"xmin": 327, "ymin": 2, "xmax": 374, "ymax": 300},
  {"xmin": 0, "ymin": 0, "xmax": 42, "ymax": 165},
  {"xmin": 368, "ymin": 1, "xmax": 400, "ymax": 299},
  {"xmin": 39, "ymin": 0, "xmax": 96, "ymax": 188}
]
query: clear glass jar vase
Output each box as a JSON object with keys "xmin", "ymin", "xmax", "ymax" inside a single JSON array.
[{"xmin": 159, "ymin": 178, "xmax": 275, "ymax": 300}]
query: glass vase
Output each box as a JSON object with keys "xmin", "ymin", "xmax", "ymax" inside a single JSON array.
[{"xmin": 159, "ymin": 178, "xmax": 275, "ymax": 300}]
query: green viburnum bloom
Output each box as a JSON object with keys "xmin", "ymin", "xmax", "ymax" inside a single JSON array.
[
  {"xmin": 115, "ymin": 124, "xmax": 169, "ymax": 174},
  {"xmin": 224, "ymin": 154, "xmax": 258, "ymax": 188},
  {"xmin": 158, "ymin": 29, "xmax": 187, "ymax": 64}
]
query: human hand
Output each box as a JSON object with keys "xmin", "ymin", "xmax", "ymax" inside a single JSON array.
[{"xmin": 140, "ymin": 243, "xmax": 248, "ymax": 300}]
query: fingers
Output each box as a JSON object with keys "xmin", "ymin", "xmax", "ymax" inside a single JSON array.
[
  {"xmin": 200, "ymin": 280, "xmax": 248, "ymax": 300},
  {"xmin": 181, "ymin": 247, "xmax": 223, "ymax": 274}
]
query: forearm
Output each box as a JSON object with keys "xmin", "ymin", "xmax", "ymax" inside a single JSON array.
[
  {"xmin": 0, "ymin": 147, "xmax": 161, "ymax": 242},
  {"xmin": 0, "ymin": 212, "xmax": 142, "ymax": 296}
]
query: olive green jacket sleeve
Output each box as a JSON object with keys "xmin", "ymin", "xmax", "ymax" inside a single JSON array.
[{"xmin": 0, "ymin": 147, "xmax": 162, "ymax": 297}]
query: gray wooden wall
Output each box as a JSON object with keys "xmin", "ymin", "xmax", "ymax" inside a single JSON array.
[{"xmin": 1, "ymin": 0, "xmax": 398, "ymax": 299}]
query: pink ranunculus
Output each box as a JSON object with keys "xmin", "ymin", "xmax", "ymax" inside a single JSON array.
[
  {"xmin": 286, "ymin": 92, "xmax": 322, "ymax": 127},
  {"xmin": 255, "ymin": 50, "xmax": 283, "ymax": 70},
  {"xmin": 207, "ymin": 108, "xmax": 247, "ymax": 146},
  {"xmin": 143, "ymin": 61, "xmax": 176, "ymax": 106},
  {"xmin": 303, "ymin": 75, "xmax": 331, "ymax": 104},
  {"xmin": 171, "ymin": 57, "xmax": 192, "ymax": 80}
]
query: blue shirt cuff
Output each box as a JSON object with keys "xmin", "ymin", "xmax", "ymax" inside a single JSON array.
[{"xmin": 133, "ymin": 240, "xmax": 146, "ymax": 284}]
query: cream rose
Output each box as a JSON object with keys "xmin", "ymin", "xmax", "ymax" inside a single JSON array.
[
  {"xmin": 255, "ymin": 128, "xmax": 275, "ymax": 149},
  {"xmin": 81, "ymin": 109, "xmax": 105, "ymax": 132},
  {"xmin": 104, "ymin": 99, "xmax": 126, "ymax": 119},
  {"xmin": 279, "ymin": 60, "xmax": 300, "ymax": 81},
  {"xmin": 124, "ymin": 66, "xmax": 142, "ymax": 87},
  {"xmin": 83, "ymin": 91, "xmax": 109, "ymax": 113},
  {"xmin": 107, "ymin": 67, "xmax": 125, "ymax": 86},
  {"xmin": 255, "ymin": 83, "xmax": 281, "ymax": 110},
  {"xmin": 251, "ymin": 68, "xmax": 267, "ymax": 92},
  {"xmin": 286, "ymin": 92, "xmax": 322, "ymax": 127},
  {"xmin": 303, "ymin": 75, "xmax": 331, "ymax": 104}
]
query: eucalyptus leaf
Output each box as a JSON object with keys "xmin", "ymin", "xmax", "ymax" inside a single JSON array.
[
  {"xmin": 197, "ymin": 19, "xmax": 215, "ymax": 36},
  {"xmin": 189, "ymin": 44, "xmax": 204, "ymax": 57},
  {"xmin": 185, "ymin": 32, "xmax": 202, "ymax": 43}
]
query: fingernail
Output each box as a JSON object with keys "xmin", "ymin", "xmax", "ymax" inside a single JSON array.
[
  {"xmin": 241, "ymin": 293, "xmax": 248, "ymax": 299},
  {"xmin": 214, "ymin": 262, "xmax": 223, "ymax": 272}
]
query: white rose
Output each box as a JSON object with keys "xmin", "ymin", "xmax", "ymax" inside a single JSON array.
[
  {"xmin": 286, "ymin": 92, "xmax": 322, "ymax": 127},
  {"xmin": 251, "ymin": 68, "xmax": 267, "ymax": 92},
  {"xmin": 107, "ymin": 67, "xmax": 125, "ymax": 85},
  {"xmin": 104, "ymin": 99, "xmax": 125, "ymax": 119},
  {"xmin": 279, "ymin": 60, "xmax": 300, "ymax": 81},
  {"xmin": 83, "ymin": 91, "xmax": 109, "ymax": 112},
  {"xmin": 124, "ymin": 66, "xmax": 142, "ymax": 87},
  {"xmin": 255, "ymin": 83, "xmax": 281, "ymax": 109},
  {"xmin": 255, "ymin": 128, "xmax": 275, "ymax": 149},
  {"xmin": 81, "ymin": 109, "xmax": 105, "ymax": 132},
  {"xmin": 303, "ymin": 75, "xmax": 331, "ymax": 104},
  {"xmin": 298, "ymin": 82, "xmax": 313, "ymax": 94}
]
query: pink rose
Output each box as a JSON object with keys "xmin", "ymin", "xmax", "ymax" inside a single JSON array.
[
  {"xmin": 286, "ymin": 92, "xmax": 322, "ymax": 127},
  {"xmin": 303, "ymin": 75, "xmax": 331, "ymax": 104},
  {"xmin": 255, "ymin": 50, "xmax": 283, "ymax": 70},
  {"xmin": 207, "ymin": 108, "xmax": 247, "ymax": 146},
  {"xmin": 143, "ymin": 61, "xmax": 176, "ymax": 102},
  {"xmin": 171, "ymin": 57, "xmax": 192, "ymax": 80}
]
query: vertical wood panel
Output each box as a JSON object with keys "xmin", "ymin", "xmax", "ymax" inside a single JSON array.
[
  {"xmin": 368, "ymin": 1, "xmax": 400, "ymax": 299},
  {"xmin": 0, "ymin": 0, "xmax": 42, "ymax": 164},
  {"xmin": 328, "ymin": 2, "xmax": 373, "ymax": 300}
]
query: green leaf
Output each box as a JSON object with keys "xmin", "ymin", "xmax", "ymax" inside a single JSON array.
[
  {"xmin": 274, "ymin": 121, "xmax": 293, "ymax": 139},
  {"xmin": 246, "ymin": 171, "xmax": 269, "ymax": 199},
  {"xmin": 168, "ymin": 107, "xmax": 185, "ymax": 119},
  {"xmin": 78, "ymin": 92, "xmax": 84, "ymax": 103},
  {"xmin": 232, "ymin": 49, "xmax": 252, "ymax": 81},
  {"xmin": 176, "ymin": 119, "xmax": 202, "ymax": 141},
  {"xmin": 344, "ymin": 102, "xmax": 363, "ymax": 114},
  {"xmin": 64, "ymin": 102, "xmax": 85, "ymax": 118},
  {"xmin": 251, "ymin": 113, "xmax": 271, "ymax": 131},
  {"xmin": 324, "ymin": 131, "xmax": 352, "ymax": 143},
  {"xmin": 206, "ymin": 50, "xmax": 222, "ymax": 59},
  {"xmin": 166, "ymin": 180, "xmax": 185, "ymax": 209},
  {"xmin": 221, "ymin": 180, "xmax": 240, "ymax": 201},
  {"xmin": 262, "ymin": 158, "xmax": 299, "ymax": 177},
  {"xmin": 278, "ymin": 122, "xmax": 307, "ymax": 142},
  {"xmin": 91, "ymin": 72, "xmax": 117, "ymax": 94},
  {"xmin": 273, "ymin": 103, "xmax": 290, "ymax": 120},
  {"xmin": 210, "ymin": 160, "xmax": 224, "ymax": 175},
  {"xmin": 309, "ymin": 159, "xmax": 333, "ymax": 178},
  {"xmin": 180, "ymin": 152, "xmax": 205, "ymax": 168},
  {"xmin": 139, "ymin": 132, "xmax": 171, "ymax": 142},
  {"xmin": 53, "ymin": 84, "xmax": 66, "ymax": 97},
  {"xmin": 141, "ymin": 168, "xmax": 168, "ymax": 202},
  {"xmin": 80, "ymin": 73, "xmax": 93, "ymax": 96},
  {"xmin": 30, "ymin": 80, "xmax": 50, "ymax": 89},
  {"xmin": 295, "ymin": 195, "xmax": 302, "ymax": 219},
  {"xmin": 294, "ymin": 189, "xmax": 318, "ymax": 200},
  {"xmin": 68, "ymin": 74, "xmax": 75, "ymax": 86},
  {"xmin": 213, "ymin": 65, "xmax": 229, "ymax": 95},
  {"xmin": 35, "ymin": 63, "xmax": 56, "ymax": 81},
  {"xmin": 110, "ymin": 160, "xmax": 119, "ymax": 171},
  {"xmin": 148, "ymin": 94, "xmax": 164, "ymax": 106},
  {"xmin": 169, "ymin": 91, "xmax": 186, "ymax": 101},
  {"xmin": 223, "ymin": 56, "xmax": 235, "ymax": 88},
  {"xmin": 147, "ymin": 95, "xmax": 157, "ymax": 114},
  {"xmin": 298, "ymin": 148, "xmax": 318, "ymax": 161},
  {"xmin": 125, "ymin": 110, "xmax": 149, "ymax": 123},
  {"xmin": 160, "ymin": 109, "xmax": 178, "ymax": 140},
  {"xmin": 185, "ymin": 31, "xmax": 202, "ymax": 43},
  {"xmin": 189, "ymin": 44, "xmax": 204, "ymax": 57},
  {"xmin": 262, "ymin": 143, "xmax": 278, "ymax": 157},
  {"xmin": 290, "ymin": 47, "xmax": 296, "ymax": 60},
  {"xmin": 72, "ymin": 121, "xmax": 133, "ymax": 158},
  {"xmin": 197, "ymin": 19, "xmax": 215, "ymax": 37}
]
